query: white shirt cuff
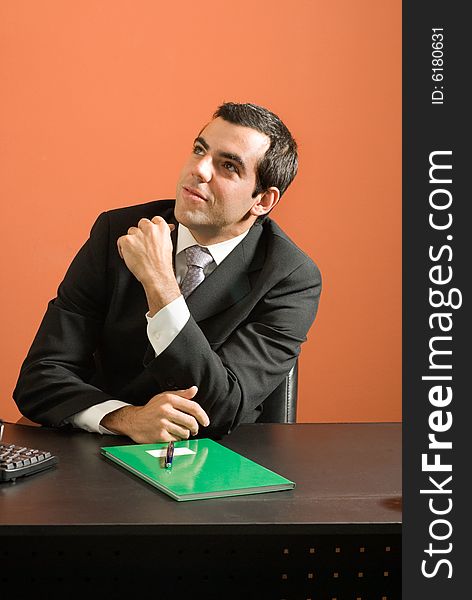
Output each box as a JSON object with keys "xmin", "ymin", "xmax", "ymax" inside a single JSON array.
[
  {"xmin": 146, "ymin": 294, "xmax": 190, "ymax": 357},
  {"xmin": 65, "ymin": 400, "xmax": 131, "ymax": 434}
]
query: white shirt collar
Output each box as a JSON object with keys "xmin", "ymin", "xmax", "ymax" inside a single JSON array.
[{"xmin": 176, "ymin": 224, "xmax": 250, "ymax": 265}]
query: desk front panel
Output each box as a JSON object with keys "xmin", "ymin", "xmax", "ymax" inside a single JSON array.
[{"xmin": 1, "ymin": 422, "xmax": 401, "ymax": 598}]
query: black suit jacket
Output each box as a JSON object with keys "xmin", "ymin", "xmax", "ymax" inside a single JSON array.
[{"xmin": 13, "ymin": 200, "xmax": 322, "ymax": 437}]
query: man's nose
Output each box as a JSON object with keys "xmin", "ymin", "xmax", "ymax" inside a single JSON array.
[{"xmin": 192, "ymin": 155, "xmax": 212, "ymax": 182}]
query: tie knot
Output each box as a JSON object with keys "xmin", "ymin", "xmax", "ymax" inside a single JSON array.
[{"xmin": 184, "ymin": 245, "xmax": 213, "ymax": 269}]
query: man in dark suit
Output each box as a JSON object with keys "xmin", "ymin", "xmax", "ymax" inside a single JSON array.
[{"xmin": 14, "ymin": 102, "xmax": 321, "ymax": 442}]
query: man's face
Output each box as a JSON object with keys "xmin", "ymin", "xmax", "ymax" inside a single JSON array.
[{"xmin": 175, "ymin": 117, "xmax": 271, "ymax": 245}]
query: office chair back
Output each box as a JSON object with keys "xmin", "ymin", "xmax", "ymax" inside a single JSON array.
[{"xmin": 257, "ymin": 360, "xmax": 298, "ymax": 423}]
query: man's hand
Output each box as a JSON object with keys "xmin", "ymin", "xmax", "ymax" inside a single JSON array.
[
  {"xmin": 100, "ymin": 386, "xmax": 210, "ymax": 444},
  {"xmin": 117, "ymin": 217, "xmax": 180, "ymax": 315}
]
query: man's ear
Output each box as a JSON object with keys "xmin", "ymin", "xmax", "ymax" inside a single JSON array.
[{"xmin": 250, "ymin": 187, "xmax": 280, "ymax": 217}]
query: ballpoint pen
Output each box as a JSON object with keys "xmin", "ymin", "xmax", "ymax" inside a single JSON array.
[{"xmin": 165, "ymin": 441, "xmax": 174, "ymax": 469}]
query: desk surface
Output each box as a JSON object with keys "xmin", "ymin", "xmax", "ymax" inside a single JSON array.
[{"xmin": 0, "ymin": 422, "xmax": 401, "ymax": 535}]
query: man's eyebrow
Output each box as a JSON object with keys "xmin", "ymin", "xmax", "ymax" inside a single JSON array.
[
  {"xmin": 194, "ymin": 136, "xmax": 209, "ymax": 150},
  {"xmin": 219, "ymin": 151, "xmax": 246, "ymax": 173},
  {"xmin": 194, "ymin": 136, "xmax": 246, "ymax": 173}
]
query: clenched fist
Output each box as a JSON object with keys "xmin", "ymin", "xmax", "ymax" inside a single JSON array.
[{"xmin": 117, "ymin": 216, "xmax": 180, "ymax": 315}]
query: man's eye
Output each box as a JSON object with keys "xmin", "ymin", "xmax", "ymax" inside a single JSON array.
[
  {"xmin": 193, "ymin": 145, "xmax": 204, "ymax": 155},
  {"xmin": 223, "ymin": 162, "xmax": 238, "ymax": 174}
]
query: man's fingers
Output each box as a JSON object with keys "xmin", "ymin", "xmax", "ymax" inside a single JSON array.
[
  {"xmin": 119, "ymin": 218, "xmax": 173, "ymax": 258},
  {"xmin": 167, "ymin": 412, "xmax": 199, "ymax": 438},
  {"xmin": 137, "ymin": 217, "xmax": 152, "ymax": 230},
  {"xmin": 173, "ymin": 385, "xmax": 198, "ymax": 399},
  {"xmin": 137, "ymin": 217, "xmax": 174, "ymax": 234},
  {"xmin": 172, "ymin": 393, "xmax": 210, "ymax": 428},
  {"xmin": 150, "ymin": 216, "xmax": 175, "ymax": 232},
  {"xmin": 165, "ymin": 419, "xmax": 193, "ymax": 440},
  {"xmin": 117, "ymin": 232, "xmax": 137, "ymax": 258}
]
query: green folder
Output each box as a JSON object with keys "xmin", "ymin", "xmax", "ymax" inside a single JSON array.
[{"xmin": 101, "ymin": 438, "xmax": 295, "ymax": 501}]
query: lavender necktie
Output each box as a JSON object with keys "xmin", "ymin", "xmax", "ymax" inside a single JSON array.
[{"xmin": 180, "ymin": 245, "xmax": 213, "ymax": 299}]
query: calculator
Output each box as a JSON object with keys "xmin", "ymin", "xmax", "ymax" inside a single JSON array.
[{"xmin": 0, "ymin": 419, "xmax": 58, "ymax": 482}]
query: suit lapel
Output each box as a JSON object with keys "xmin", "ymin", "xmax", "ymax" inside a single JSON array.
[
  {"xmin": 186, "ymin": 222, "xmax": 265, "ymax": 322},
  {"xmin": 169, "ymin": 215, "xmax": 179, "ymax": 274},
  {"xmin": 143, "ymin": 220, "xmax": 266, "ymax": 367}
]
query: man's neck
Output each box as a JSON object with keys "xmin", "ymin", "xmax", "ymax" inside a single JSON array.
[
  {"xmin": 185, "ymin": 222, "xmax": 255, "ymax": 247},
  {"xmin": 176, "ymin": 224, "xmax": 251, "ymax": 266}
]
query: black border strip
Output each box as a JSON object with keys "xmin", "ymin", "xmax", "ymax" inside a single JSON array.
[{"xmin": 403, "ymin": 2, "xmax": 468, "ymax": 596}]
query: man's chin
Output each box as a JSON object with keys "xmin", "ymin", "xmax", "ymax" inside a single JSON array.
[{"xmin": 174, "ymin": 206, "xmax": 207, "ymax": 229}]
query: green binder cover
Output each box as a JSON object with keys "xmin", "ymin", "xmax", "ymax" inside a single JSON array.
[{"xmin": 101, "ymin": 438, "xmax": 295, "ymax": 501}]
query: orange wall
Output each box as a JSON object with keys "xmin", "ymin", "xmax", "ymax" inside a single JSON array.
[{"xmin": 0, "ymin": 1, "xmax": 401, "ymax": 424}]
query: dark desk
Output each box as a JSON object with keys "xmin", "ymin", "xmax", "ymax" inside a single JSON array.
[{"xmin": 1, "ymin": 422, "xmax": 401, "ymax": 598}]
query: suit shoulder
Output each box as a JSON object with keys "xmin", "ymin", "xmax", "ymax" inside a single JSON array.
[
  {"xmin": 101, "ymin": 199, "xmax": 176, "ymax": 227},
  {"xmin": 87, "ymin": 199, "xmax": 176, "ymax": 239},
  {"xmin": 262, "ymin": 218, "xmax": 321, "ymax": 277}
]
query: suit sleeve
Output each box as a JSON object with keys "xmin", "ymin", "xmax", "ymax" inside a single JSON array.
[
  {"xmin": 144, "ymin": 258, "xmax": 321, "ymax": 437},
  {"xmin": 13, "ymin": 212, "xmax": 115, "ymax": 426}
]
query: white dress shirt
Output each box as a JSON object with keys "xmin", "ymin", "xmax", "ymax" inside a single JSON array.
[{"xmin": 66, "ymin": 223, "xmax": 250, "ymax": 434}]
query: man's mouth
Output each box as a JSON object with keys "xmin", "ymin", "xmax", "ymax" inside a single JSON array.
[{"xmin": 183, "ymin": 186, "xmax": 208, "ymax": 201}]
